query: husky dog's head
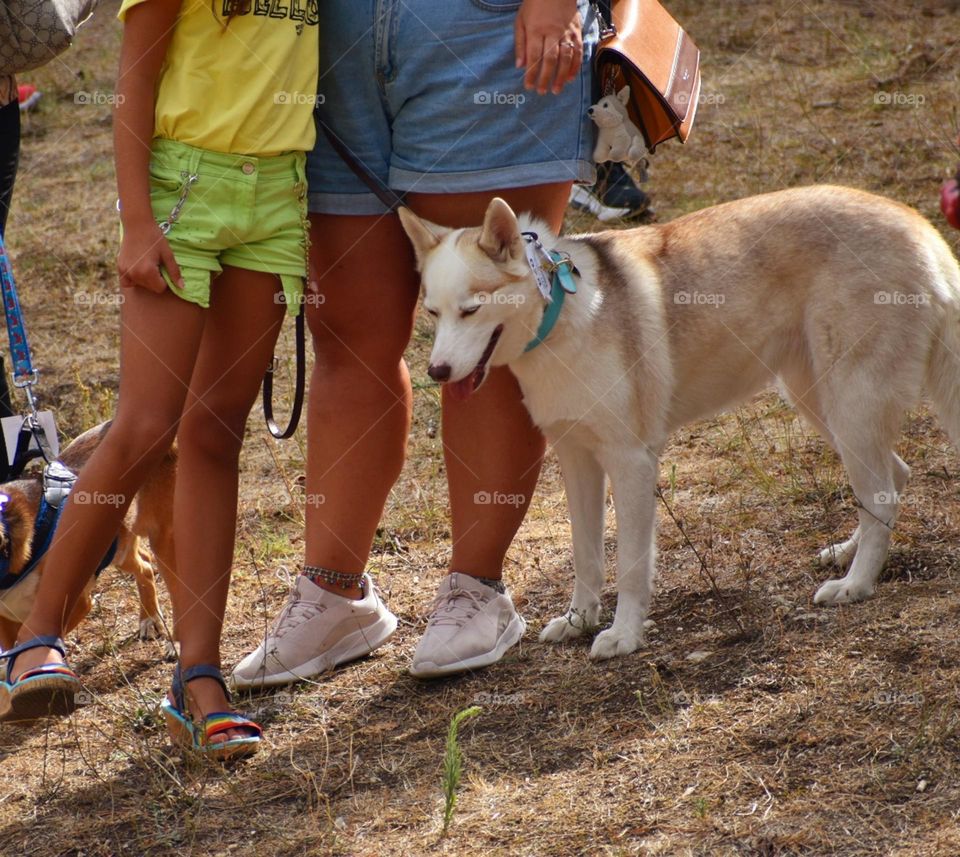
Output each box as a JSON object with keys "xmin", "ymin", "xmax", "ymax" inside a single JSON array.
[
  {"xmin": 586, "ymin": 86, "xmax": 631, "ymax": 129},
  {"xmin": 399, "ymin": 198, "xmax": 547, "ymax": 400}
]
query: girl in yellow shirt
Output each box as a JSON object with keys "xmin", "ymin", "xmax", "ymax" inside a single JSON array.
[{"xmin": 0, "ymin": 0, "xmax": 317, "ymax": 760}]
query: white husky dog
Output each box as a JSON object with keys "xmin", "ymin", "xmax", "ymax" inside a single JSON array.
[{"xmin": 398, "ymin": 186, "xmax": 960, "ymax": 661}]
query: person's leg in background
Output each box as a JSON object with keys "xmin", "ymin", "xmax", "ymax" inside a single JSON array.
[
  {"xmin": 569, "ymin": 161, "xmax": 652, "ymax": 223},
  {"xmin": 0, "ymin": 80, "xmax": 20, "ymax": 428},
  {"xmin": 0, "ymin": 79, "xmax": 20, "ymax": 238}
]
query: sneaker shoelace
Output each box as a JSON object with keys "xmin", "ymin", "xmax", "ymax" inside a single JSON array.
[
  {"xmin": 425, "ymin": 583, "xmax": 490, "ymax": 628},
  {"xmin": 269, "ymin": 586, "xmax": 326, "ymax": 640}
]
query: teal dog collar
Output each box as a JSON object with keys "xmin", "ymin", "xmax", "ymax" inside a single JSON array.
[{"xmin": 522, "ymin": 232, "xmax": 578, "ymax": 353}]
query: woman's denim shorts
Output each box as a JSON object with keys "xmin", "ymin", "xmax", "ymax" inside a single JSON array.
[{"xmin": 307, "ymin": 0, "xmax": 600, "ymax": 215}]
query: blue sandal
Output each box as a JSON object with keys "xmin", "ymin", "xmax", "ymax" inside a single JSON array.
[
  {"xmin": 161, "ymin": 664, "xmax": 262, "ymax": 761},
  {"xmin": 0, "ymin": 635, "xmax": 81, "ymax": 723}
]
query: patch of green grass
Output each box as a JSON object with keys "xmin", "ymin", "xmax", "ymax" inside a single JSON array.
[{"xmin": 441, "ymin": 705, "xmax": 482, "ymax": 836}]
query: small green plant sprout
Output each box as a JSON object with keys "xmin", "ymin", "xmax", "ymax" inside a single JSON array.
[{"xmin": 441, "ymin": 705, "xmax": 482, "ymax": 836}]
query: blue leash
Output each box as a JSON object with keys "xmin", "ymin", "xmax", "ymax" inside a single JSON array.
[
  {"xmin": 0, "ymin": 234, "xmax": 118, "ymax": 592},
  {"xmin": 0, "ymin": 231, "xmax": 56, "ymax": 472},
  {"xmin": 0, "ymin": 231, "xmax": 37, "ymax": 388}
]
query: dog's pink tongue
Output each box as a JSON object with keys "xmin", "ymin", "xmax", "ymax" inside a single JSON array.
[
  {"xmin": 447, "ymin": 373, "xmax": 477, "ymax": 402},
  {"xmin": 447, "ymin": 372, "xmax": 475, "ymax": 402}
]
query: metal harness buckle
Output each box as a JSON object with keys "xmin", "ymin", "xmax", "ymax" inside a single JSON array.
[{"xmin": 43, "ymin": 460, "xmax": 77, "ymax": 509}]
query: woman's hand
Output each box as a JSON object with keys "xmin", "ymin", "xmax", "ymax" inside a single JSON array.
[
  {"xmin": 515, "ymin": 0, "xmax": 583, "ymax": 96},
  {"xmin": 117, "ymin": 222, "xmax": 184, "ymax": 293}
]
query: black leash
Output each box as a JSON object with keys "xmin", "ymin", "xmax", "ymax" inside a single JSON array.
[
  {"xmin": 261, "ymin": 117, "xmax": 406, "ymax": 440},
  {"xmin": 263, "ymin": 312, "xmax": 305, "ymax": 440}
]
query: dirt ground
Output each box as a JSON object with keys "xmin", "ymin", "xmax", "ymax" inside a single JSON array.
[{"xmin": 3, "ymin": 1, "xmax": 960, "ymax": 855}]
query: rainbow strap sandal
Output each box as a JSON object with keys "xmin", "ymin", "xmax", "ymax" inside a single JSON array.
[
  {"xmin": 161, "ymin": 663, "xmax": 262, "ymax": 761},
  {"xmin": 0, "ymin": 635, "xmax": 81, "ymax": 722}
]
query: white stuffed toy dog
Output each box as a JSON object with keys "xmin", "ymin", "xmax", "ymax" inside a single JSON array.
[{"xmin": 588, "ymin": 85, "xmax": 646, "ymax": 165}]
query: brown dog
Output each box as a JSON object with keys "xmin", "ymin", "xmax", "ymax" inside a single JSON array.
[{"xmin": 0, "ymin": 421, "xmax": 176, "ymax": 652}]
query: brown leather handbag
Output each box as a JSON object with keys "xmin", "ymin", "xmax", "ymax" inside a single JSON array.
[{"xmin": 594, "ymin": 0, "xmax": 701, "ymax": 152}]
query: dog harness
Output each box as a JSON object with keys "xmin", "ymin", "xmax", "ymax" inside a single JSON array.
[
  {"xmin": 521, "ymin": 232, "xmax": 578, "ymax": 353},
  {"xmin": 0, "ymin": 460, "xmax": 117, "ymax": 590}
]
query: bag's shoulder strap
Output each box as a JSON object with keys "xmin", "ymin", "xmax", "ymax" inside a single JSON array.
[{"xmin": 317, "ymin": 116, "xmax": 407, "ymax": 213}]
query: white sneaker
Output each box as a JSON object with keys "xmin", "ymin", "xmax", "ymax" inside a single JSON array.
[
  {"xmin": 409, "ymin": 573, "xmax": 526, "ymax": 679},
  {"xmin": 231, "ymin": 573, "xmax": 397, "ymax": 690}
]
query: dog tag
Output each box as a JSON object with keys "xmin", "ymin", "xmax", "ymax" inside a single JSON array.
[{"xmin": 523, "ymin": 237, "xmax": 554, "ymax": 302}]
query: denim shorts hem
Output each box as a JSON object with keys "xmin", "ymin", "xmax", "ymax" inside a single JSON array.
[
  {"xmin": 390, "ymin": 161, "xmax": 597, "ymax": 194},
  {"xmin": 307, "ymin": 191, "xmax": 390, "ymax": 216},
  {"xmin": 307, "ymin": 160, "xmax": 597, "ymax": 216}
]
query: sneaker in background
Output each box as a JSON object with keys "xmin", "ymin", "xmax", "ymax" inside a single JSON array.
[
  {"xmin": 17, "ymin": 85, "xmax": 41, "ymax": 111},
  {"xmin": 570, "ymin": 161, "xmax": 652, "ymax": 222}
]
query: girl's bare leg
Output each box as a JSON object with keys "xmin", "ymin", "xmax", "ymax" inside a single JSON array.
[
  {"xmin": 168, "ymin": 266, "xmax": 285, "ymax": 731},
  {"xmin": 12, "ymin": 287, "xmax": 206, "ymax": 675}
]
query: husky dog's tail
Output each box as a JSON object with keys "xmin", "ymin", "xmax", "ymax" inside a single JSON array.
[{"xmin": 925, "ymin": 231, "xmax": 960, "ymax": 450}]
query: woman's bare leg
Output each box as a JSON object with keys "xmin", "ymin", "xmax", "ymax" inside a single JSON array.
[
  {"xmin": 303, "ymin": 215, "xmax": 419, "ymax": 597},
  {"xmin": 406, "ymin": 183, "xmax": 571, "ymax": 579}
]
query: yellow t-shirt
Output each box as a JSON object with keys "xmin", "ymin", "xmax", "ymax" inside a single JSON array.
[{"xmin": 118, "ymin": 0, "xmax": 318, "ymax": 156}]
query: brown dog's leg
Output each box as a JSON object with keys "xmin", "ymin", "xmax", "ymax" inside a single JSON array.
[
  {"xmin": 114, "ymin": 530, "xmax": 166, "ymax": 641},
  {"xmin": 147, "ymin": 530, "xmax": 177, "ymax": 643}
]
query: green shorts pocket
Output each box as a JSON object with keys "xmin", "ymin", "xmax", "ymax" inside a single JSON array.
[{"xmin": 148, "ymin": 167, "xmax": 186, "ymax": 194}]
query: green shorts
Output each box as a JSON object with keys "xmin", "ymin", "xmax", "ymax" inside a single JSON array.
[{"xmin": 145, "ymin": 138, "xmax": 308, "ymax": 316}]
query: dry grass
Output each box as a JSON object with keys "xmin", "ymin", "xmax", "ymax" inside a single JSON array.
[{"xmin": 3, "ymin": 1, "xmax": 960, "ymax": 854}]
